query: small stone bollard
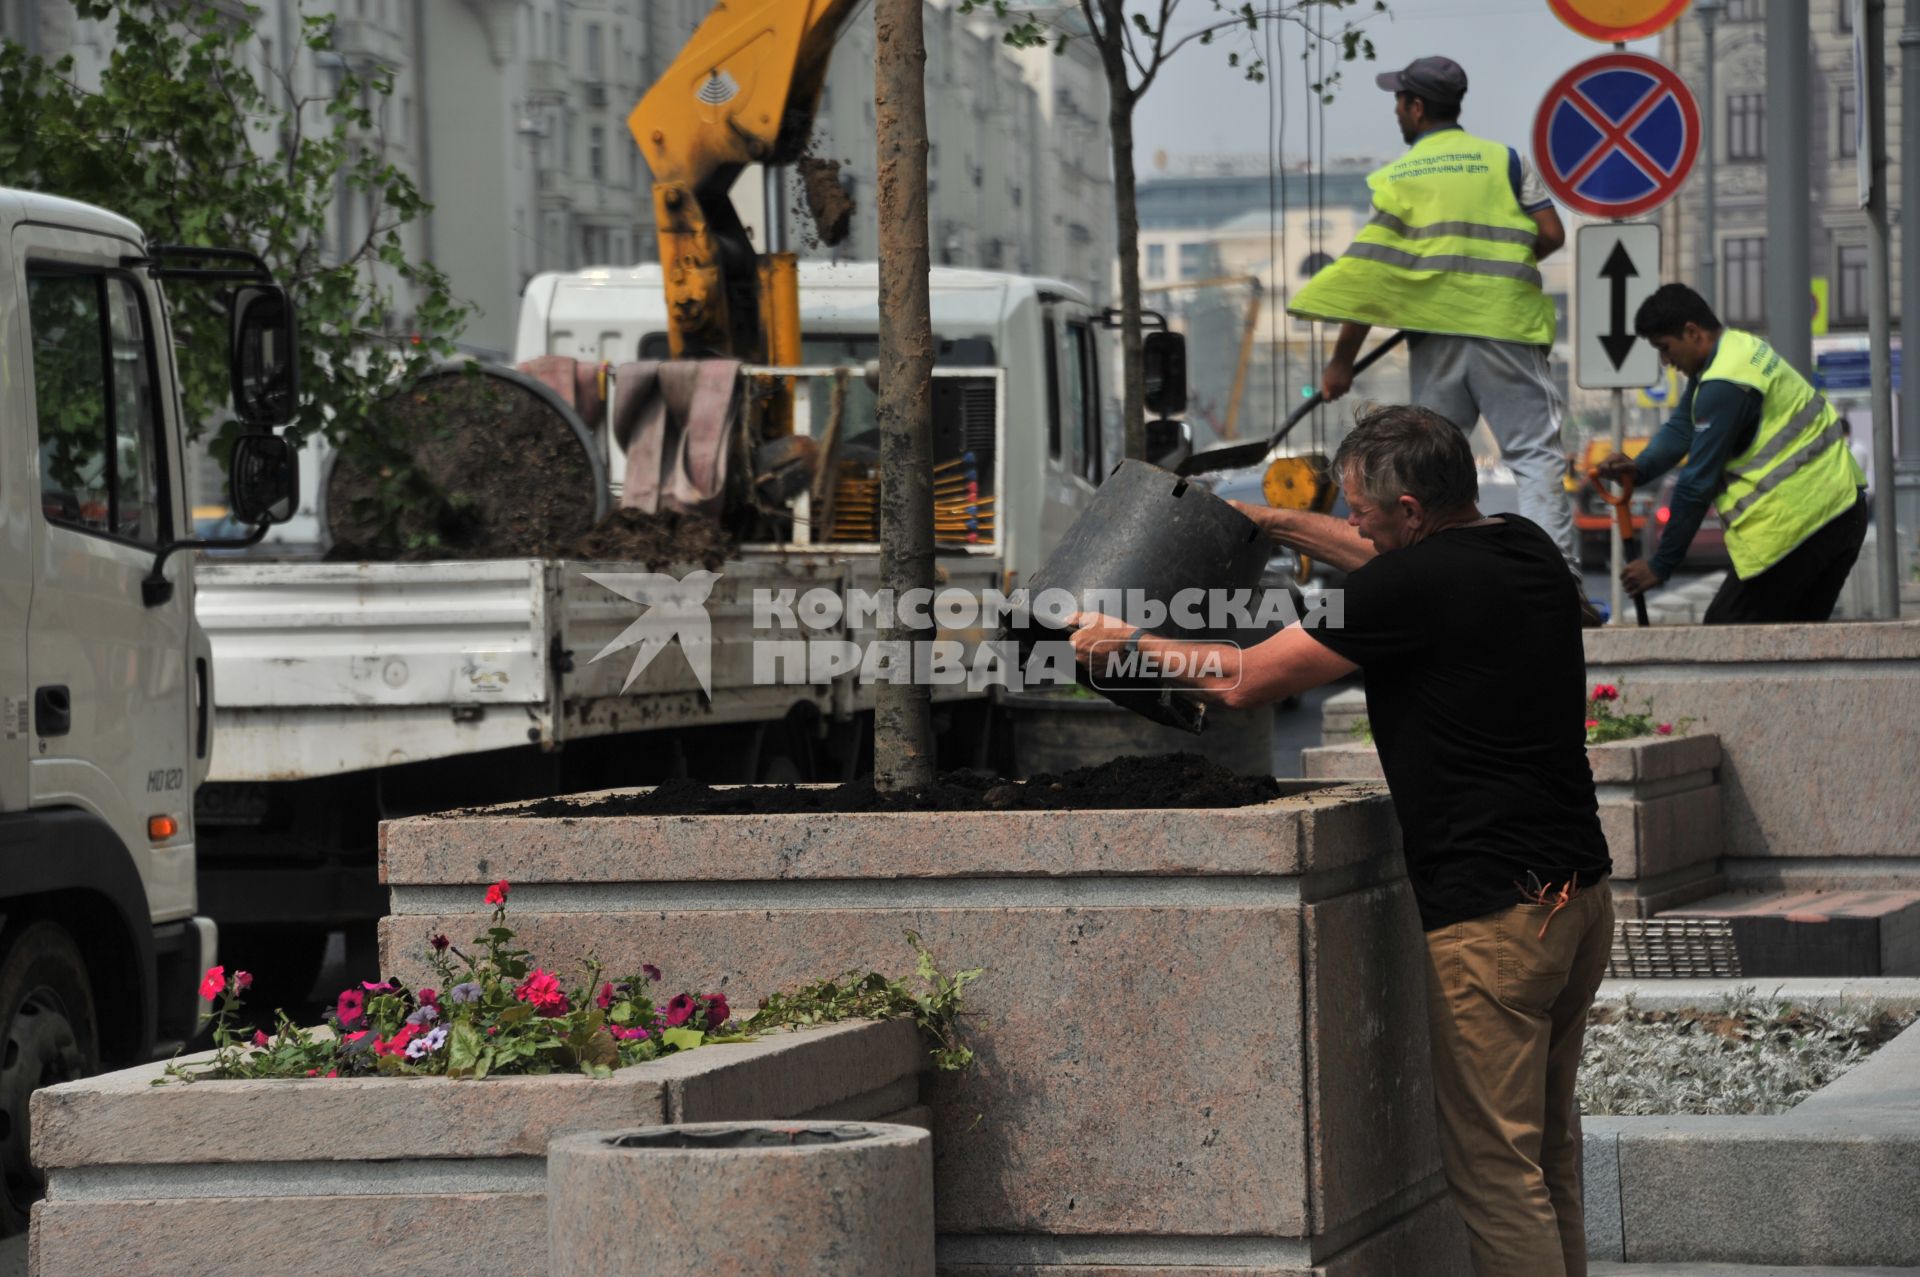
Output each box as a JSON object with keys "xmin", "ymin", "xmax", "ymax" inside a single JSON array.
[{"xmin": 547, "ymin": 1120, "xmax": 935, "ymax": 1276}]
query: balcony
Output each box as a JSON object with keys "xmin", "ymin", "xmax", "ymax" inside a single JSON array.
[{"xmin": 525, "ymin": 57, "xmax": 566, "ymax": 101}]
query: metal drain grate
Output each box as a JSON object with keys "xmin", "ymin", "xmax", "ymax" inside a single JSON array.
[{"xmin": 1608, "ymin": 918, "xmax": 1743, "ymax": 979}]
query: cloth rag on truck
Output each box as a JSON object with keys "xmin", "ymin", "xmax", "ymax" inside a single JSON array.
[{"xmin": 611, "ymin": 359, "xmax": 744, "ymax": 516}]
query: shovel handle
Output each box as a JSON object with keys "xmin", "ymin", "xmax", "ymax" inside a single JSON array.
[{"xmin": 1587, "ymin": 467, "xmax": 1651, "ymax": 626}]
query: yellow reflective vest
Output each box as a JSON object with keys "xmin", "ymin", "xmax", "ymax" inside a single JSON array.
[
  {"xmin": 1288, "ymin": 128, "xmax": 1555, "ymax": 346},
  {"xmin": 1699, "ymin": 329, "xmax": 1866, "ymax": 579}
]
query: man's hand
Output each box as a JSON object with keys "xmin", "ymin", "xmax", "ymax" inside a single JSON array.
[
  {"xmin": 1227, "ymin": 499, "xmax": 1279, "ymax": 536},
  {"xmin": 1065, "ymin": 612, "xmax": 1134, "ymax": 669},
  {"xmin": 1620, "ymin": 559, "xmax": 1665, "ymax": 595},
  {"xmin": 1593, "ymin": 452, "xmax": 1639, "ymax": 484},
  {"xmin": 1319, "ymin": 357, "xmax": 1354, "ymax": 402}
]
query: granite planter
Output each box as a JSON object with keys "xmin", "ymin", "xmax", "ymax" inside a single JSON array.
[
  {"xmin": 29, "ymin": 1019, "xmax": 923, "ymax": 1277},
  {"xmin": 549, "ymin": 1121, "xmax": 935, "ymax": 1276},
  {"xmin": 1584, "ymin": 620, "xmax": 1920, "ymax": 886},
  {"xmin": 1300, "ymin": 734, "xmax": 1724, "ymax": 918},
  {"xmin": 378, "ymin": 781, "xmax": 1474, "ymax": 1276}
]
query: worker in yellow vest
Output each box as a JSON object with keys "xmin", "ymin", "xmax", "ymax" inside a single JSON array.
[
  {"xmin": 1596, "ymin": 284, "xmax": 1867, "ymax": 623},
  {"xmin": 1289, "ymin": 56, "xmax": 1582, "ymax": 581}
]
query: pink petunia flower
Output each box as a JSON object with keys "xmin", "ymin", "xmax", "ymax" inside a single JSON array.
[
  {"xmin": 596, "ymin": 982, "xmax": 617, "ymax": 1010},
  {"xmin": 199, "ymin": 966, "xmax": 226, "ymax": 1002},
  {"xmin": 252, "ymin": 1030, "xmax": 270, "ymax": 1048},
  {"xmin": 1657, "ymin": 722, "xmax": 1674, "ymax": 735},
  {"xmin": 337, "ymin": 989, "xmax": 366, "ymax": 1027},
  {"xmin": 1584, "ymin": 719, "xmax": 1599, "ymax": 730},
  {"xmin": 486, "ymin": 879, "xmax": 510, "ymax": 906},
  {"xmin": 515, "ymin": 968, "xmax": 569, "ymax": 1017},
  {"xmin": 701, "ymin": 993, "xmax": 730, "ymax": 1030},
  {"xmin": 664, "ymin": 994, "xmax": 696, "ymax": 1027},
  {"xmin": 642, "ymin": 963, "xmax": 662, "ymax": 983},
  {"xmin": 235, "ymin": 971, "xmax": 254, "ymax": 991}
]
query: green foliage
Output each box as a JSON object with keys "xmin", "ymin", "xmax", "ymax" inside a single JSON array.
[
  {"xmin": 1347, "ymin": 717, "xmax": 1372, "ymax": 744},
  {"xmin": 1584, "ymin": 682, "xmax": 1690, "ymax": 746},
  {"xmin": 0, "ymin": 0, "xmax": 470, "ymax": 532},
  {"xmin": 744, "ymin": 931, "xmax": 982, "ymax": 1073}
]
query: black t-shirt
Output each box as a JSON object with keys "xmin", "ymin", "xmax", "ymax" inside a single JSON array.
[{"xmin": 1311, "ymin": 514, "xmax": 1610, "ymax": 930}]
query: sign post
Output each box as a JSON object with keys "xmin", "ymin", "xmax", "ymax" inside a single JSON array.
[{"xmin": 1537, "ymin": 48, "xmax": 1699, "ymax": 623}]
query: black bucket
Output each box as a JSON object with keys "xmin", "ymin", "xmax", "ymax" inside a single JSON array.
[{"xmin": 1014, "ymin": 460, "xmax": 1269, "ymax": 732}]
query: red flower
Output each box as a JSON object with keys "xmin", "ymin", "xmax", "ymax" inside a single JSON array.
[
  {"xmin": 252, "ymin": 1030, "xmax": 270, "ymax": 1047},
  {"xmin": 376, "ymin": 1025, "xmax": 419, "ymax": 1058},
  {"xmin": 418, "ymin": 987, "xmax": 438, "ymax": 1006},
  {"xmin": 1584, "ymin": 719, "xmax": 1599, "ymax": 730},
  {"xmin": 596, "ymin": 982, "xmax": 617, "ymax": 1010},
  {"xmin": 235, "ymin": 971, "xmax": 254, "ymax": 991},
  {"xmin": 325, "ymin": 1069, "xmax": 338, "ymax": 1078},
  {"xmin": 306, "ymin": 1069, "xmax": 318, "ymax": 1077},
  {"xmin": 1657, "ymin": 722, "xmax": 1674, "ymax": 735},
  {"xmin": 701, "ymin": 993, "xmax": 730, "ymax": 1030},
  {"xmin": 664, "ymin": 994, "xmax": 696, "ymax": 1027},
  {"xmin": 514, "ymin": 968, "xmax": 569, "ymax": 1017},
  {"xmin": 430, "ymin": 934, "xmax": 451, "ymax": 952},
  {"xmin": 642, "ymin": 963, "xmax": 662, "ymax": 983},
  {"xmin": 485, "ymin": 879, "xmax": 510, "ymax": 906},
  {"xmin": 337, "ymin": 989, "xmax": 366, "ymax": 1027},
  {"xmin": 344, "ymin": 1030, "xmax": 369, "ymax": 1044},
  {"xmin": 199, "ymin": 966, "xmax": 226, "ymax": 1002},
  {"xmin": 1591, "ymin": 684, "xmax": 1619, "ymax": 702}
]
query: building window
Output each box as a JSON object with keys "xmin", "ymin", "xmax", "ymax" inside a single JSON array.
[
  {"xmin": 1837, "ymin": 0, "xmax": 1854, "ymax": 32},
  {"xmin": 1835, "ymin": 243, "xmax": 1869, "ymax": 324},
  {"xmin": 589, "ymin": 125, "xmax": 604, "ymax": 180},
  {"xmin": 585, "ymin": 22, "xmax": 602, "ymax": 79},
  {"xmin": 1724, "ymin": 236, "xmax": 1766, "ymax": 325},
  {"xmin": 1838, "ymin": 85, "xmax": 1858, "ymax": 159},
  {"xmin": 1727, "ymin": 93, "xmax": 1765, "ymax": 162},
  {"xmin": 1726, "ymin": 0, "xmax": 1761, "ymax": 21},
  {"xmin": 1177, "ymin": 242, "xmax": 1212, "ymax": 280},
  {"xmin": 1146, "ymin": 243, "xmax": 1166, "ymax": 279}
]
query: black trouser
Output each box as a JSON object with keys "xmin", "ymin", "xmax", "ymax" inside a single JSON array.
[{"xmin": 1703, "ymin": 491, "xmax": 1869, "ymax": 625}]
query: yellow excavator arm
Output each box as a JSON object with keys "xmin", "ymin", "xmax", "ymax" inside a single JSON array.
[{"xmin": 629, "ymin": 0, "xmax": 863, "ymax": 361}]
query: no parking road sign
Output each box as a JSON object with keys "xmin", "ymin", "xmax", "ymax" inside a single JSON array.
[{"xmin": 1534, "ymin": 53, "xmax": 1700, "ymax": 219}]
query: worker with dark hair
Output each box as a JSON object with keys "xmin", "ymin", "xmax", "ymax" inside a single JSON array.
[
  {"xmin": 1596, "ymin": 283, "xmax": 1868, "ymax": 624},
  {"xmin": 1069, "ymin": 404, "xmax": 1613, "ymax": 1277},
  {"xmin": 1287, "ymin": 56, "xmax": 1583, "ymax": 582}
]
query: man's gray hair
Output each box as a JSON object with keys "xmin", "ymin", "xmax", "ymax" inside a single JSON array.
[{"xmin": 1331, "ymin": 404, "xmax": 1478, "ymax": 512}]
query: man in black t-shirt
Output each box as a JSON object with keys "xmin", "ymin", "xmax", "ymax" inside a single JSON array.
[{"xmin": 1070, "ymin": 406, "xmax": 1613, "ymax": 1277}]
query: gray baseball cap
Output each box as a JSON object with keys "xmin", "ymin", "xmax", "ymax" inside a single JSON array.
[{"xmin": 1375, "ymin": 56, "xmax": 1469, "ymax": 106}]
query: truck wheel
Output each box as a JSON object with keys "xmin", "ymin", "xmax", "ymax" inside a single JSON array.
[{"xmin": 0, "ymin": 922, "xmax": 98, "ymax": 1236}]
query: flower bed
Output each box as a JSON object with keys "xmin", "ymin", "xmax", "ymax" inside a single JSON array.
[{"xmin": 1579, "ymin": 988, "xmax": 1917, "ymax": 1116}]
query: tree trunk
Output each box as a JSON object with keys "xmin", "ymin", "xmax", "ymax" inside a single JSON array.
[
  {"xmin": 1095, "ymin": 16, "xmax": 1146, "ymax": 461},
  {"xmin": 873, "ymin": 0, "xmax": 936, "ymax": 792}
]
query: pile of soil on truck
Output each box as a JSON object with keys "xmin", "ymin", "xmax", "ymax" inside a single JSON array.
[
  {"xmin": 327, "ymin": 367, "xmax": 600, "ymax": 560},
  {"xmin": 566, "ymin": 508, "xmax": 736, "ymax": 570},
  {"xmin": 499, "ymin": 753, "xmax": 1295, "ymax": 817}
]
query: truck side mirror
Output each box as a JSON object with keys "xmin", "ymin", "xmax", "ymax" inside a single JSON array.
[
  {"xmin": 1142, "ymin": 331, "xmax": 1187, "ymax": 417},
  {"xmin": 229, "ymin": 285, "xmax": 298, "ymax": 427},
  {"xmin": 1145, "ymin": 419, "xmax": 1193, "ymax": 471},
  {"xmin": 230, "ymin": 433, "xmax": 299, "ymax": 525}
]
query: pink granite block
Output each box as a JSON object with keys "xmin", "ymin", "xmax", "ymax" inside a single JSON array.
[
  {"xmin": 31, "ymin": 1193, "xmax": 547, "ymax": 1277},
  {"xmin": 380, "ymin": 785, "xmax": 1391, "ymax": 886},
  {"xmin": 384, "ymin": 905, "xmax": 1317, "ymax": 1238}
]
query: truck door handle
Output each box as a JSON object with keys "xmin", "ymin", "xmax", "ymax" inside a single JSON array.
[
  {"xmin": 195, "ymin": 658, "xmax": 209, "ymax": 759},
  {"xmin": 35, "ymin": 685, "xmax": 71, "ymax": 737}
]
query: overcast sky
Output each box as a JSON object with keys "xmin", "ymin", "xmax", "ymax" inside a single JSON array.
[{"xmin": 1128, "ymin": 0, "xmax": 1657, "ymax": 173}]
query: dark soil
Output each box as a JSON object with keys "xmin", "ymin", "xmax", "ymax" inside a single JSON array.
[
  {"xmin": 326, "ymin": 367, "xmax": 599, "ymax": 560},
  {"xmin": 797, "ymin": 155, "xmax": 853, "ymax": 248},
  {"xmin": 496, "ymin": 753, "xmax": 1291, "ymax": 817},
  {"xmin": 566, "ymin": 507, "xmax": 736, "ymax": 570}
]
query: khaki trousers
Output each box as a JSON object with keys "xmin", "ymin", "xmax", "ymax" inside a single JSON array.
[{"xmin": 1423, "ymin": 880, "xmax": 1615, "ymax": 1277}]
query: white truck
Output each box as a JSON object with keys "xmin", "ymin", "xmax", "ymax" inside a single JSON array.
[
  {"xmin": 0, "ymin": 187, "xmax": 297, "ymax": 1231},
  {"xmin": 191, "ymin": 263, "xmax": 1177, "ymax": 1003}
]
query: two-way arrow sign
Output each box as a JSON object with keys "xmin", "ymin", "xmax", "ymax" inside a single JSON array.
[{"xmin": 1576, "ymin": 222, "xmax": 1661, "ymax": 390}]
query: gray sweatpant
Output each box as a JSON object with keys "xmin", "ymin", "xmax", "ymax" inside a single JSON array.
[{"xmin": 1409, "ymin": 334, "xmax": 1580, "ymax": 574}]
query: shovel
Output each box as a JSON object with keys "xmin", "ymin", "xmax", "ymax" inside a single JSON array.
[
  {"xmin": 1175, "ymin": 331, "xmax": 1410, "ymax": 477},
  {"xmin": 1587, "ymin": 467, "xmax": 1650, "ymax": 627}
]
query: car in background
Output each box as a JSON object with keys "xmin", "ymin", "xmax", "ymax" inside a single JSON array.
[{"xmin": 1649, "ymin": 475, "xmax": 1732, "ymax": 570}]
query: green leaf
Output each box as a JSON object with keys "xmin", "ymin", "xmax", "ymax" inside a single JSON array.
[{"xmin": 660, "ymin": 1027, "xmax": 705, "ymax": 1053}]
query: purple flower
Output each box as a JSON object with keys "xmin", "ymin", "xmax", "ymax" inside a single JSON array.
[
  {"xmin": 404, "ymin": 1025, "xmax": 450, "ymax": 1059},
  {"xmin": 449, "ymin": 982, "xmax": 483, "ymax": 1004},
  {"xmin": 361, "ymin": 980, "xmax": 394, "ymax": 994},
  {"xmin": 642, "ymin": 963, "xmax": 662, "ymax": 983},
  {"xmin": 406, "ymin": 1003, "xmax": 440, "ymax": 1027}
]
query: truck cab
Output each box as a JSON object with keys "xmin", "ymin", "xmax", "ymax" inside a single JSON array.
[{"xmin": 0, "ymin": 187, "xmax": 295, "ymax": 1232}]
